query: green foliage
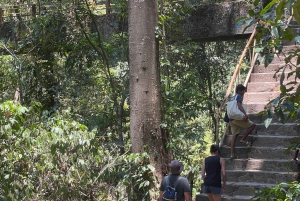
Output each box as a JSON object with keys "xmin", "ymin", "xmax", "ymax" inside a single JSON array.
[
  {"xmin": 252, "ymin": 182, "xmax": 300, "ymax": 200},
  {"xmin": 0, "ymin": 101, "xmax": 159, "ymax": 200},
  {"xmin": 238, "ymin": 0, "xmax": 300, "ymax": 123}
]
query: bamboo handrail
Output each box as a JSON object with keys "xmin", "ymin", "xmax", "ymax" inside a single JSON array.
[
  {"xmin": 216, "ymin": 7, "xmax": 294, "ymax": 145},
  {"xmin": 215, "ymin": 27, "xmax": 257, "ymax": 144}
]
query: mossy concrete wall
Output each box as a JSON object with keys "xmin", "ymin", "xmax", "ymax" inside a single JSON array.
[
  {"xmin": 0, "ymin": 1, "xmax": 254, "ymax": 42},
  {"xmin": 183, "ymin": 1, "xmax": 254, "ymax": 41}
]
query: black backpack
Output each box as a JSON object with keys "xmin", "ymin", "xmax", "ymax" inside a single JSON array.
[{"xmin": 162, "ymin": 176, "xmax": 182, "ymax": 201}]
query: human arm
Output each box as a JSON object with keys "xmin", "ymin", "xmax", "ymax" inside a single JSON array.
[
  {"xmin": 158, "ymin": 191, "xmax": 163, "ymax": 201},
  {"xmin": 201, "ymin": 160, "xmax": 205, "ymax": 180},
  {"xmin": 236, "ymin": 95, "xmax": 248, "ymax": 121},
  {"xmin": 220, "ymin": 157, "xmax": 227, "ymax": 191},
  {"xmin": 184, "ymin": 192, "xmax": 192, "ymax": 201}
]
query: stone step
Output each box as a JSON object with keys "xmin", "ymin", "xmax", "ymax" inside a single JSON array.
[
  {"xmin": 270, "ymin": 54, "xmax": 298, "ymax": 63},
  {"xmin": 244, "ymin": 91, "xmax": 281, "ymax": 102},
  {"xmin": 196, "ymin": 194, "xmax": 253, "ymax": 201},
  {"xmin": 252, "ymin": 135, "xmax": 299, "ymax": 147},
  {"xmin": 225, "ymin": 122, "xmax": 300, "ymax": 137},
  {"xmin": 223, "ymin": 133, "xmax": 299, "ymax": 148},
  {"xmin": 253, "ymin": 123, "xmax": 300, "ymax": 136},
  {"xmin": 246, "ymin": 81, "xmax": 297, "ymax": 92},
  {"xmin": 225, "ymin": 181, "xmax": 275, "ymax": 197},
  {"xmin": 249, "ymin": 72, "xmax": 297, "ymax": 82},
  {"xmin": 245, "ymin": 102, "xmax": 268, "ymax": 114},
  {"xmin": 252, "ymin": 64, "xmax": 297, "ymax": 73},
  {"xmin": 220, "ymin": 146, "xmax": 294, "ymax": 159},
  {"xmin": 248, "ymin": 113, "xmax": 300, "ymax": 124},
  {"xmin": 225, "ymin": 158, "xmax": 298, "ymax": 172},
  {"xmin": 226, "ymin": 170, "xmax": 297, "ymax": 184},
  {"xmin": 281, "ymin": 45, "xmax": 300, "ymax": 53},
  {"xmin": 248, "ymin": 146, "xmax": 294, "ymax": 159}
]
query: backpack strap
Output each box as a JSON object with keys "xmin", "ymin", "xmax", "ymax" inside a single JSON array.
[{"xmin": 167, "ymin": 176, "xmax": 182, "ymax": 189}]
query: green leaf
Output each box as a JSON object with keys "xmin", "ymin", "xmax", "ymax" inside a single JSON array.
[
  {"xmin": 293, "ymin": 1, "xmax": 300, "ymax": 25},
  {"xmin": 235, "ymin": 16, "xmax": 248, "ymax": 22},
  {"xmin": 254, "ymin": 47, "xmax": 263, "ymax": 53},
  {"xmin": 280, "ymin": 68, "xmax": 286, "ymax": 85},
  {"xmin": 296, "ymin": 36, "xmax": 300, "ymax": 45},
  {"xmin": 271, "ymin": 26, "xmax": 279, "ymax": 38},
  {"xmin": 147, "ymin": 164, "xmax": 155, "ymax": 172},
  {"xmin": 264, "ymin": 117, "xmax": 272, "ymax": 128},
  {"xmin": 276, "ymin": 0, "xmax": 286, "ymax": 21},
  {"xmin": 275, "ymin": 108, "xmax": 285, "ymax": 123},
  {"xmin": 280, "ymin": 85, "xmax": 286, "ymax": 93},
  {"xmin": 253, "ymin": 0, "xmax": 260, "ymax": 6},
  {"xmin": 283, "ymin": 27, "xmax": 295, "ymax": 41},
  {"xmin": 260, "ymin": 0, "xmax": 278, "ymax": 16},
  {"xmin": 249, "ymin": 10, "xmax": 255, "ymax": 17}
]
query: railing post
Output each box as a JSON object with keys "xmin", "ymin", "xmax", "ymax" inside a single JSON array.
[
  {"xmin": 32, "ymin": 4, "xmax": 36, "ymax": 17},
  {"xmin": 0, "ymin": 8, "xmax": 3, "ymax": 23}
]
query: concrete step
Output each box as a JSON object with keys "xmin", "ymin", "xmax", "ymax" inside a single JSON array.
[
  {"xmin": 229, "ymin": 122, "xmax": 300, "ymax": 137},
  {"xmin": 226, "ymin": 170, "xmax": 297, "ymax": 184},
  {"xmin": 196, "ymin": 194, "xmax": 253, "ymax": 201},
  {"xmin": 223, "ymin": 133, "xmax": 299, "ymax": 147},
  {"xmin": 253, "ymin": 123, "xmax": 300, "ymax": 136},
  {"xmin": 244, "ymin": 91, "xmax": 281, "ymax": 102},
  {"xmin": 270, "ymin": 54, "xmax": 298, "ymax": 63},
  {"xmin": 220, "ymin": 146, "xmax": 294, "ymax": 159},
  {"xmin": 252, "ymin": 135, "xmax": 299, "ymax": 147},
  {"xmin": 225, "ymin": 158, "xmax": 299, "ymax": 172},
  {"xmin": 248, "ymin": 146, "xmax": 294, "ymax": 159},
  {"xmin": 248, "ymin": 113, "xmax": 300, "ymax": 124},
  {"xmin": 252, "ymin": 64, "xmax": 297, "ymax": 73},
  {"xmin": 246, "ymin": 82, "xmax": 296, "ymax": 92},
  {"xmin": 246, "ymin": 102, "xmax": 268, "ymax": 114},
  {"xmin": 225, "ymin": 181, "xmax": 275, "ymax": 197},
  {"xmin": 249, "ymin": 72, "xmax": 297, "ymax": 82}
]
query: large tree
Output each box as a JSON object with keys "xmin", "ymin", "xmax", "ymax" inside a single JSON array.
[{"xmin": 128, "ymin": 0, "xmax": 170, "ymax": 187}]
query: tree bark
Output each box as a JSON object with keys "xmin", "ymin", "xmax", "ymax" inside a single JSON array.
[{"xmin": 128, "ymin": 0, "xmax": 170, "ymax": 188}]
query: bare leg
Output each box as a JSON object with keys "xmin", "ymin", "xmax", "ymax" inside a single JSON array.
[
  {"xmin": 212, "ymin": 194, "xmax": 221, "ymax": 201},
  {"xmin": 240, "ymin": 124, "xmax": 256, "ymax": 142},
  {"xmin": 207, "ymin": 193, "xmax": 214, "ymax": 201},
  {"xmin": 231, "ymin": 134, "xmax": 239, "ymax": 158}
]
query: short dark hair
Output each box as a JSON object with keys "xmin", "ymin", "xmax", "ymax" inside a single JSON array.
[
  {"xmin": 235, "ymin": 84, "xmax": 246, "ymax": 93},
  {"xmin": 210, "ymin": 144, "xmax": 219, "ymax": 153}
]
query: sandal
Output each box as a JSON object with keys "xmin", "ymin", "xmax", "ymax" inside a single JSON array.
[{"xmin": 240, "ymin": 141, "xmax": 252, "ymax": 147}]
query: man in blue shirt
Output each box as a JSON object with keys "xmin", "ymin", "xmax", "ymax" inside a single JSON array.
[{"xmin": 229, "ymin": 84, "xmax": 256, "ymax": 159}]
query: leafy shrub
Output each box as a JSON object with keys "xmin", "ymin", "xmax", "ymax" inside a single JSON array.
[
  {"xmin": 0, "ymin": 101, "xmax": 122, "ymax": 200},
  {"xmin": 252, "ymin": 182, "xmax": 300, "ymax": 201}
]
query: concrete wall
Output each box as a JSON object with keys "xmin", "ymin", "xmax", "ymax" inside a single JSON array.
[
  {"xmin": 183, "ymin": 1, "xmax": 254, "ymax": 41},
  {"xmin": 1, "ymin": 1, "xmax": 254, "ymax": 42}
]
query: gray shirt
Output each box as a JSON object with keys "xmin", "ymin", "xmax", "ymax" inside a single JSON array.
[{"xmin": 159, "ymin": 174, "xmax": 191, "ymax": 201}]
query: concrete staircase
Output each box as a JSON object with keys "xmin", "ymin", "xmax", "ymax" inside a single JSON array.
[{"xmin": 196, "ymin": 45, "xmax": 300, "ymax": 201}]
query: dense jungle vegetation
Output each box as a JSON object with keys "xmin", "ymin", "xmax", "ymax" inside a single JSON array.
[{"xmin": 0, "ymin": 0, "xmax": 299, "ymax": 200}]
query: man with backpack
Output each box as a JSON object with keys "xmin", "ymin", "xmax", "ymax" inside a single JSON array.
[{"xmin": 158, "ymin": 160, "xmax": 192, "ymax": 201}]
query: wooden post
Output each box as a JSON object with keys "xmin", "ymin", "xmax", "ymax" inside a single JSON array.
[
  {"xmin": 32, "ymin": 4, "xmax": 36, "ymax": 17},
  {"xmin": 0, "ymin": 8, "xmax": 3, "ymax": 23}
]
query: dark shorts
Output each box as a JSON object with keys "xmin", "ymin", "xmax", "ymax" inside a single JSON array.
[{"xmin": 203, "ymin": 185, "xmax": 222, "ymax": 194}]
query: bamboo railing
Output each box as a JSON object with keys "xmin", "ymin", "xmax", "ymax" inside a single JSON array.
[
  {"xmin": 215, "ymin": 28, "xmax": 257, "ymax": 145},
  {"xmin": 216, "ymin": 9, "xmax": 294, "ymax": 146}
]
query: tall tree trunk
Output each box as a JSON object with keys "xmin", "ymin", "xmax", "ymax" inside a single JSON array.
[{"xmin": 128, "ymin": 0, "xmax": 170, "ymax": 192}]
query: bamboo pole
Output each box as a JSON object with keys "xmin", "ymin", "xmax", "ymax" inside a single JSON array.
[{"xmin": 215, "ymin": 28, "xmax": 256, "ymax": 144}]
